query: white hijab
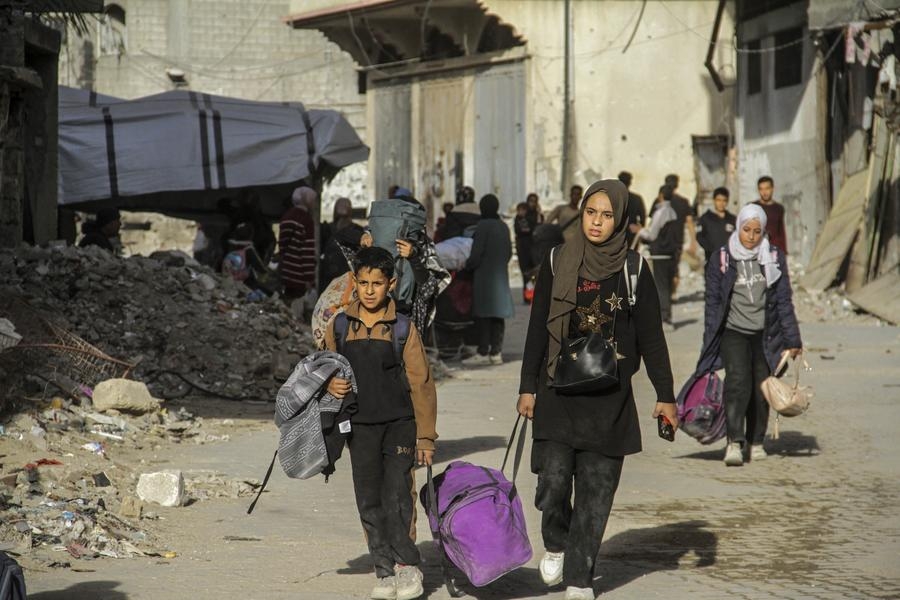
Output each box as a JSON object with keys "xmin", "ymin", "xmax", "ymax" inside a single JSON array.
[{"xmin": 728, "ymin": 203, "xmax": 781, "ymax": 287}]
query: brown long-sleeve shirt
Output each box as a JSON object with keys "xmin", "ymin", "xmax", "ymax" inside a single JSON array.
[{"xmin": 325, "ymin": 299, "xmax": 438, "ymax": 450}]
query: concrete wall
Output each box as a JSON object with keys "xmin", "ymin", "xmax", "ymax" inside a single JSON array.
[
  {"xmin": 734, "ymin": 2, "xmax": 828, "ymax": 264},
  {"xmin": 487, "ymin": 0, "xmax": 736, "ymax": 210}
]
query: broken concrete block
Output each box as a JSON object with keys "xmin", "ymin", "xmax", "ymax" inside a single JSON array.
[
  {"xmin": 136, "ymin": 470, "xmax": 184, "ymax": 507},
  {"xmin": 119, "ymin": 495, "xmax": 143, "ymax": 519},
  {"xmin": 93, "ymin": 379, "xmax": 161, "ymax": 414}
]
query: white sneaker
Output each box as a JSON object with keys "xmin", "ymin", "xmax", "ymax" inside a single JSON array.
[
  {"xmin": 564, "ymin": 586, "xmax": 595, "ymax": 600},
  {"xmin": 370, "ymin": 576, "xmax": 396, "ymax": 600},
  {"xmin": 461, "ymin": 353, "xmax": 491, "ymax": 366},
  {"xmin": 395, "ymin": 565, "xmax": 423, "ymax": 600},
  {"xmin": 489, "ymin": 353, "xmax": 503, "ymax": 365},
  {"xmin": 750, "ymin": 444, "xmax": 768, "ymax": 461},
  {"xmin": 539, "ymin": 550, "xmax": 564, "ymax": 586},
  {"xmin": 724, "ymin": 442, "xmax": 743, "ymax": 466}
]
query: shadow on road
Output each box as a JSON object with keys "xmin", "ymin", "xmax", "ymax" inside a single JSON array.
[
  {"xmin": 676, "ymin": 431, "xmax": 820, "ymax": 461},
  {"xmin": 29, "ymin": 580, "xmax": 127, "ymax": 600},
  {"xmin": 427, "ymin": 436, "xmax": 509, "ymax": 464},
  {"xmin": 593, "ymin": 520, "xmax": 717, "ymax": 595}
]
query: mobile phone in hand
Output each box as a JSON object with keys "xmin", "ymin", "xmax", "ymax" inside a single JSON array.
[{"xmin": 657, "ymin": 415, "xmax": 675, "ymax": 442}]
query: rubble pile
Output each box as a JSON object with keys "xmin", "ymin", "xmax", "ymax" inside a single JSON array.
[
  {"xmin": 0, "ymin": 393, "xmax": 259, "ymax": 565},
  {"xmin": 0, "ymin": 245, "xmax": 315, "ymax": 400}
]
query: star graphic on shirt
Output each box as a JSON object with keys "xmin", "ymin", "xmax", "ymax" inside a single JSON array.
[
  {"xmin": 605, "ymin": 292, "xmax": 624, "ymax": 312},
  {"xmin": 575, "ymin": 296, "xmax": 612, "ymax": 334}
]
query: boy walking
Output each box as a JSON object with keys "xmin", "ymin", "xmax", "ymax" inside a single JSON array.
[
  {"xmin": 325, "ymin": 246, "xmax": 437, "ymax": 600},
  {"xmin": 696, "ymin": 187, "xmax": 737, "ymax": 263}
]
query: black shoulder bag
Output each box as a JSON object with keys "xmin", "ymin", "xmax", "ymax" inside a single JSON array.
[{"xmin": 548, "ymin": 250, "xmax": 641, "ymax": 395}]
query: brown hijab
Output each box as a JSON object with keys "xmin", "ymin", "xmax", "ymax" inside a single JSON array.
[{"xmin": 546, "ymin": 179, "xmax": 629, "ymax": 379}]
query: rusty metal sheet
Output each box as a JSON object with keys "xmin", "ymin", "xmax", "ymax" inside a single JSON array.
[
  {"xmin": 848, "ymin": 273, "xmax": 900, "ymax": 324},
  {"xmin": 799, "ymin": 168, "xmax": 868, "ymax": 291}
]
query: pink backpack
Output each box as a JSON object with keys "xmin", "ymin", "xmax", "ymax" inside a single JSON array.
[{"xmin": 676, "ymin": 372, "xmax": 726, "ymax": 445}]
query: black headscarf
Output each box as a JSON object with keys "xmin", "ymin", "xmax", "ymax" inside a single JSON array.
[
  {"xmin": 546, "ymin": 179, "xmax": 629, "ymax": 378},
  {"xmin": 479, "ymin": 194, "xmax": 500, "ymax": 219}
]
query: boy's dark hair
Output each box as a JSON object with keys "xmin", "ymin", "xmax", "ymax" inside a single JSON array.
[
  {"xmin": 713, "ymin": 186, "xmax": 730, "ymax": 199},
  {"xmin": 664, "ymin": 174, "xmax": 679, "ymax": 188},
  {"xmin": 757, "ymin": 175, "xmax": 774, "ymax": 186},
  {"xmin": 659, "ymin": 185, "xmax": 674, "ymax": 201},
  {"xmin": 617, "ymin": 171, "xmax": 633, "ymax": 187},
  {"xmin": 516, "ymin": 201, "xmax": 528, "ymax": 211},
  {"xmin": 354, "ymin": 246, "xmax": 395, "ymax": 279}
]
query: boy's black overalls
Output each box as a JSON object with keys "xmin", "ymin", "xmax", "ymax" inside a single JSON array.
[{"xmin": 334, "ymin": 311, "xmax": 420, "ymax": 577}]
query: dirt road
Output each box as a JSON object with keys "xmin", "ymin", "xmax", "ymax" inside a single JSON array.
[{"xmin": 23, "ymin": 297, "xmax": 900, "ymax": 600}]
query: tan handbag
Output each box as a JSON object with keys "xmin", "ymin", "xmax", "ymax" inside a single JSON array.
[{"xmin": 760, "ymin": 351, "xmax": 812, "ymax": 438}]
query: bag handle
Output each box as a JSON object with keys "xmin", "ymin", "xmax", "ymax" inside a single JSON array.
[
  {"xmin": 500, "ymin": 414, "xmax": 528, "ymax": 485},
  {"xmin": 775, "ymin": 350, "xmax": 810, "ymax": 387}
]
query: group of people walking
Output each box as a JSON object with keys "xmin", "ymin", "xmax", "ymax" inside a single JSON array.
[{"xmin": 269, "ymin": 170, "xmax": 802, "ymax": 600}]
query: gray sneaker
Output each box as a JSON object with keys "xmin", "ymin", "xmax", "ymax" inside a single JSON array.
[
  {"xmin": 724, "ymin": 442, "xmax": 743, "ymax": 466},
  {"xmin": 395, "ymin": 565, "xmax": 423, "ymax": 600},
  {"xmin": 564, "ymin": 586, "xmax": 596, "ymax": 600},
  {"xmin": 370, "ymin": 576, "xmax": 396, "ymax": 600},
  {"xmin": 750, "ymin": 444, "xmax": 768, "ymax": 461}
]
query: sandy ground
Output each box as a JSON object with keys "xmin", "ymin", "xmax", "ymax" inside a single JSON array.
[{"xmin": 17, "ymin": 291, "xmax": 900, "ymax": 600}]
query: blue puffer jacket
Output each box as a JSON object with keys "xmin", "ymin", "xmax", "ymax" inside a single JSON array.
[{"xmin": 695, "ymin": 245, "xmax": 802, "ymax": 376}]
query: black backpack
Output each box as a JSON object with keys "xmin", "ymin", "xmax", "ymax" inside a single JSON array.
[{"xmin": 0, "ymin": 552, "xmax": 26, "ymax": 600}]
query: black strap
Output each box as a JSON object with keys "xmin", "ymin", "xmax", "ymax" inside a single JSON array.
[
  {"xmin": 101, "ymin": 107, "xmax": 119, "ymax": 198},
  {"xmin": 426, "ymin": 465, "xmax": 465, "ymax": 598},
  {"xmin": 500, "ymin": 415, "xmax": 528, "ymax": 501},
  {"xmin": 246, "ymin": 449, "xmax": 277, "ymax": 515},
  {"xmin": 246, "ymin": 367, "xmax": 339, "ymax": 515},
  {"xmin": 561, "ymin": 213, "xmax": 581, "ymax": 231}
]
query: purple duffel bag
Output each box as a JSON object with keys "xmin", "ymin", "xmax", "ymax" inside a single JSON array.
[
  {"xmin": 676, "ymin": 371, "xmax": 726, "ymax": 445},
  {"xmin": 422, "ymin": 417, "xmax": 532, "ymax": 595}
]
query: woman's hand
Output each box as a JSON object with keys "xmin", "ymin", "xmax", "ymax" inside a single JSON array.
[
  {"xmin": 327, "ymin": 377, "xmax": 352, "ymax": 399},
  {"xmin": 396, "ymin": 239, "xmax": 416, "ymax": 258},
  {"xmin": 652, "ymin": 402, "xmax": 679, "ymax": 430},
  {"xmin": 786, "ymin": 347, "xmax": 802, "ymax": 359},
  {"xmin": 360, "ymin": 232, "xmax": 373, "ymax": 248},
  {"xmin": 517, "ymin": 393, "xmax": 535, "ymax": 419}
]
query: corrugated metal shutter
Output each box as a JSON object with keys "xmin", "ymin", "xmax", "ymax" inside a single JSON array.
[
  {"xmin": 373, "ymin": 84, "xmax": 412, "ymax": 201},
  {"xmin": 419, "ymin": 77, "xmax": 466, "ymax": 213},
  {"xmin": 473, "ymin": 63, "xmax": 525, "ymax": 214}
]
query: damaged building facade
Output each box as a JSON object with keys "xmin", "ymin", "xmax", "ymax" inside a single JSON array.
[
  {"xmin": 285, "ymin": 0, "xmax": 737, "ymax": 218},
  {"xmin": 734, "ymin": 0, "xmax": 899, "ymax": 321},
  {"xmin": 0, "ymin": 1, "xmax": 104, "ymax": 248}
]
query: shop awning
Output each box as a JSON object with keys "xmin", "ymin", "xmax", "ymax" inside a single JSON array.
[{"xmin": 283, "ymin": 0, "xmax": 524, "ymax": 67}]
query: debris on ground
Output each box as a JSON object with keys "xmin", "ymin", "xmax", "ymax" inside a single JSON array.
[{"xmin": 0, "ymin": 394, "xmax": 263, "ymax": 567}]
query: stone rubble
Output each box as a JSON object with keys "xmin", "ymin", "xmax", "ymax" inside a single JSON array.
[{"xmin": 0, "ymin": 244, "xmax": 316, "ymax": 401}]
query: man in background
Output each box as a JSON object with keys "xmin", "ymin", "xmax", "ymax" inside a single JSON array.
[
  {"xmin": 753, "ymin": 175, "xmax": 788, "ymax": 253},
  {"xmin": 696, "ymin": 187, "xmax": 736, "ymax": 264},
  {"xmin": 545, "ymin": 184, "xmax": 584, "ymax": 244},
  {"xmin": 619, "ymin": 171, "xmax": 646, "ymax": 248}
]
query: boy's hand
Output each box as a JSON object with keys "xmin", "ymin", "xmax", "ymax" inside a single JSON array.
[
  {"xmin": 360, "ymin": 232, "xmax": 373, "ymax": 248},
  {"xmin": 396, "ymin": 239, "xmax": 416, "ymax": 258},
  {"xmin": 417, "ymin": 448, "xmax": 434, "ymax": 466},
  {"xmin": 327, "ymin": 377, "xmax": 352, "ymax": 399}
]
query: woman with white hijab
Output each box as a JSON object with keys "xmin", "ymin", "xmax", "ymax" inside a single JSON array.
[{"xmin": 695, "ymin": 203, "xmax": 802, "ymax": 466}]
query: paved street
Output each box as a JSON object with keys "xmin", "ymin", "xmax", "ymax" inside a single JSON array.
[{"xmin": 25, "ymin": 295, "xmax": 900, "ymax": 600}]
